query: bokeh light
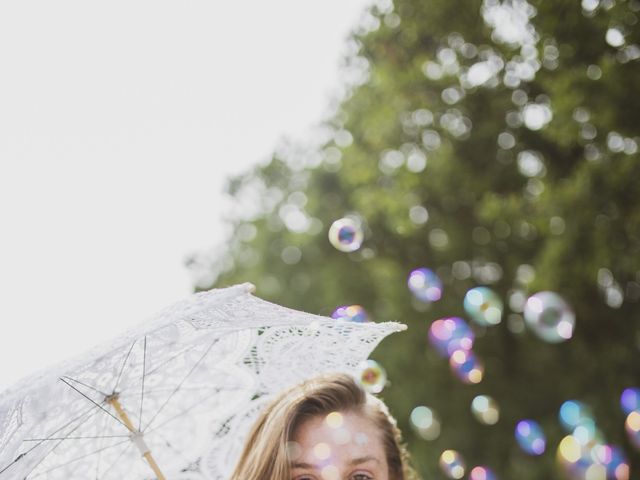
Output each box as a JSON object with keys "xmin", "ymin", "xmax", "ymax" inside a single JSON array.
[
  {"xmin": 410, "ymin": 406, "xmax": 441, "ymax": 441},
  {"xmin": 331, "ymin": 305, "xmax": 370, "ymax": 323},
  {"xmin": 471, "ymin": 395, "xmax": 500, "ymax": 425},
  {"xmin": 408, "ymin": 268, "xmax": 443, "ymax": 303},
  {"xmin": 464, "ymin": 287, "xmax": 503, "ymax": 326},
  {"xmin": 328, "ymin": 217, "xmax": 363, "ymax": 252},
  {"xmin": 523, "ymin": 291, "xmax": 575, "ymax": 343},
  {"xmin": 428, "ymin": 317, "xmax": 474, "ymax": 357},
  {"xmin": 357, "ymin": 359, "xmax": 386, "ymax": 394},
  {"xmin": 515, "ymin": 420, "xmax": 546, "ymax": 455},
  {"xmin": 469, "ymin": 466, "xmax": 497, "ymax": 480},
  {"xmin": 439, "ymin": 450, "xmax": 466, "ymax": 479}
]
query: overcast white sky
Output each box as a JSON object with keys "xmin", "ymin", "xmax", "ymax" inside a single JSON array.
[{"xmin": 0, "ymin": 0, "xmax": 370, "ymax": 391}]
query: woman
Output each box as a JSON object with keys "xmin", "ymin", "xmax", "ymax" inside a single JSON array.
[{"xmin": 231, "ymin": 372, "xmax": 418, "ymax": 480}]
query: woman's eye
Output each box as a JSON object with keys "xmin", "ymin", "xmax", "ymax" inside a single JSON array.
[{"xmin": 352, "ymin": 474, "xmax": 373, "ymax": 480}]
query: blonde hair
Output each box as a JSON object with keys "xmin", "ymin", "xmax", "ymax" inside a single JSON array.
[{"xmin": 230, "ymin": 372, "xmax": 419, "ymax": 480}]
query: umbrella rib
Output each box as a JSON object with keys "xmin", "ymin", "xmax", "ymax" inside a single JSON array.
[
  {"xmin": 61, "ymin": 375, "xmax": 110, "ymax": 397},
  {"xmin": 20, "ymin": 408, "xmax": 113, "ymax": 479},
  {"xmin": 117, "ymin": 343, "xmax": 200, "ymax": 395},
  {"xmin": 113, "ymin": 340, "xmax": 137, "ymax": 394},
  {"xmin": 144, "ymin": 392, "xmax": 214, "ymax": 434},
  {"xmin": 23, "ymin": 435, "xmax": 130, "ymax": 441},
  {"xmin": 143, "ymin": 337, "xmax": 219, "ymax": 432},
  {"xmin": 27, "ymin": 439, "xmax": 130, "ymax": 479},
  {"xmin": 0, "ymin": 405, "xmax": 99, "ymax": 475},
  {"xmin": 59, "ymin": 378, "xmax": 130, "ymax": 431},
  {"xmin": 138, "ymin": 335, "xmax": 147, "ymax": 431}
]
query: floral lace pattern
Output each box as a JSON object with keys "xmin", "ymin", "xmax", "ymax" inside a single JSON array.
[{"xmin": 0, "ymin": 283, "xmax": 404, "ymax": 479}]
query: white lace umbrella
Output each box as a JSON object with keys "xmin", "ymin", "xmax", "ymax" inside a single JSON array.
[{"xmin": 0, "ymin": 283, "xmax": 405, "ymax": 480}]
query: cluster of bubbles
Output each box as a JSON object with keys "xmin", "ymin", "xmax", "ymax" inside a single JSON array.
[
  {"xmin": 328, "ymin": 217, "xmax": 363, "ymax": 252},
  {"xmin": 428, "ymin": 317, "xmax": 483, "ymax": 384},
  {"xmin": 331, "ymin": 305, "xmax": 370, "ymax": 323},
  {"xmin": 356, "ymin": 359, "xmax": 387, "ymax": 394},
  {"xmin": 324, "ymin": 220, "xmax": 605, "ymax": 478},
  {"xmin": 556, "ymin": 398, "xmax": 632, "ymax": 479}
]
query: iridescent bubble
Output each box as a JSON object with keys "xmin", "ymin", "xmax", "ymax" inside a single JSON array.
[
  {"xmin": 625, "ymin": 411, "xmax": 640, "ymax": 450},
  {"xmin": 464, "ymin": 287, "xmax": 503, "ymax": 326},
  {"xmin": 331, "ymin": 305, "xmax": 370, "ymax": 323},
  {"xmin": 328, "ymin": 217, "xmax": 363, "ymax": 252},
  {"xmin": 523, "ymin": 291, "xmax": 575, "ymax": 343},
  {"xmin": 428, "ymin": 317, "xmax": 475, "ymax": 357},
  {"xmin": 408, "ymin": 268, "xmax": 443, "ymax": 303},
  {"xmin": 620, "ymin": 388, "xmax": 640, "ymax": 415},
  {"xmin": 471, "ymin": 395, "xmax": 500, "ymax": 425},
  {"xmin": 357, "ymin": 359, "xmax": 386, "ymax": 394},
  {"xmin": 468, "ymin": 466, "xmax": 497, "ymax": 480},
  {"xmin": 439, "ymin": 450, "xmax": 466, "ymax": 479},
  {"xmin": 450, "ymin": 349, "xmax": 484, "ymax": 384},
  {"xmin": 410, "ymin": 406, "xmax": 441, "ymax": 441},
  {"xmin": 515, "ymin": 420, "xmax": 546, "ymax": 455},
  {"xmin": 559, "ymin": 400, "xmax": 595, "ymax": 433}
]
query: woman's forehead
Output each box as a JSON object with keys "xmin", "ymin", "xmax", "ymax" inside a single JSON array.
[{"xmin": 290, "ymin": 411, "xmax": 386, "ymax": 461}]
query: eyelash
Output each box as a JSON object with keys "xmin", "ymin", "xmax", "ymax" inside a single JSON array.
[{"xmin": 294, "ymin": 473, "xmax": 373, "ymax": 480}]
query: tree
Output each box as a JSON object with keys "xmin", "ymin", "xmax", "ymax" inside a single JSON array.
[{"xmin": 193, "ymin": 0, "xmax": 640, "ymax": 477}]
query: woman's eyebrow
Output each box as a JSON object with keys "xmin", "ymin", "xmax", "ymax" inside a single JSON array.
[
  {"xmin": 349, "ymin": 456, "xmax": 381, "ymax": 466},
  {"xmin": 291, "ymin": 462, "xmax": 318, "ymax": 470}
]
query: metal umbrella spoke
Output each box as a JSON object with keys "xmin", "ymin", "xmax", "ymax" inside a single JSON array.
[
  {"xmin": 142, "ymin": 336, "xmax": 220, "ymax": 433},
  {"xmin": 59, "ymin": 378, "xmax": 130, "ymax": 432},
  {"xmin": 61, "ymin": 375, "xmax": 109, "ymax": 398},
  {"xmin": 28, "ymin": 439, "xmax": 130, "ymax": 479},
  {"xmin": 113, "ymin": 340, "xmax": 137, "ymax": 393},
  {"xmin": 139, "ymin": 336, "xmax": 147, "ymax": 432}
]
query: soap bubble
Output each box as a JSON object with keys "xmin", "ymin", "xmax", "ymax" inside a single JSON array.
[
  {"xmin": 328, "ymin": 218, "xmax": 363, "ymax": 252},
  {"xmin": 523, "ymin": 291, "xmax": 575, "ymax": 342},
  {"xmin": 559, "ymin": 400, "xmax": 595, "ymax": 433},
  {"xmin": 620, "ymin": 388, "xmax": 640, "ymax": 415},
  {"xmin": 410, "ymin": 406, "xmax": 441, "ymax": 441},
  {"xmin": 471, "ymin": 395, "xmax": 500, "ymax": 425},
  {"xmin": 625, "ymin": 411, "xmax": 640, "ymax": 450},
  {"xmin": 439, "ymin": 450, "xmax": 465, "ymax": 479},
  {"xmin": 450, "ymin": 349, "xmax": 484, "ymax": 384},
  {"xmin": 408, "ymin": 268, "xmax": 443, "ymax": 302},
  {"xmin": 515, "ymin": 420, "xmax": 546, "ymax": 455},
  {"xmin": 331, "ymin": 305, "xmax": 370, "ymax": 323},
  {"xmin": 428, "ymin": 317, "xmax": 475, "ymax": 357},
  {"xmin": 357, "ymin": 359, "xmax": 386, "ymax": 394},
  {"xmin": 464, "ymin": 287, "xmax": 503, "ymax": 326},
  {"xmin": 469, "ymin": 466, "xmax": 497, "ymax": 480}
]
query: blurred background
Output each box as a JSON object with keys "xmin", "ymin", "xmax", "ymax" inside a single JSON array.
[
  {"xmin": 2, "ymin": 0, "xmax": 640, "ymax": 479},
  {"xmin": 198, "ymin": 0, "xmax": 640, "ymax": 478}
]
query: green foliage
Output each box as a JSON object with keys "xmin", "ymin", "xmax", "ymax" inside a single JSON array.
[{"xmin": 198, "ymin": 0, "xmax": 640, "ymax": 477}]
